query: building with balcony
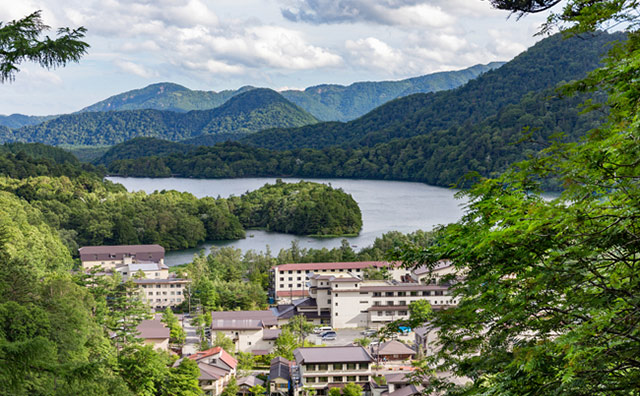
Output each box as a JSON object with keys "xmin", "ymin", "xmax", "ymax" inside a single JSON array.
[
  {"xmin": 271, "ymin": 262, "xmax": 409, "ymax": 303},
  {"xmin": 293, "ymin": 346, "xmax": 374, "ymax": 396}
]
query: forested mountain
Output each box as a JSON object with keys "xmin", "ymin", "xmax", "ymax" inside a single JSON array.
[
  {"xmin": 102, "ymin": 87, "xmax": 604, "ymax": 187},
  {"xmin": 242, "ymin": 32, "xmax": 623, "ymax": 150},
  {"xmin": 79, "ymin": 82, "xmax": 255, "ymax": 113},
  {"xmin": 281, "ymin": 62, "xmax": 503, "ymax": 121},
  {"xmin": 4, "ymin": 89, "xmax": 318, "ymax": 146},
  {"xmin": 0, "ymin": 113, "xmax": 56, "ymax": 128}
]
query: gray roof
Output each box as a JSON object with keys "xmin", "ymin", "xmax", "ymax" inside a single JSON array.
[
  {"xmin": 79, "ymin": 244, "xmax": 165, "ymax": 261},
  {"xmin": 377, "ymin": 340, "xmax": 415, "ymax": 356},
  {"xmin": 294, "ymin": 346, "xmax": 373, "ymax": 364},
  {"xmin": 211, "ymin": 310, "xmax": 278, "ymax": 326},
  {"xmin": 133, "ymin": 278, "xmax": 190, "ymax": 284},
  {"xmin": 385, "ymin": 373, "xmax": 411, "ymax": 384},
  {"xmin": 211, "ymin": 319, "xmax": 264, "ymax": 330},
  {"xmin": 198, "ymin": 362, "xmax": 229, "ymax": 381},
  {"xmin": 238, "ymin": 375, "xmax": 265, "ymax": 388},
  {"xmin": 358, "ymin": 283, "xmax": 449, "ymax": 292},
  {"xmin": 129, "ymin": 262, "xmax": 167, "ymax": 272},
  {"xmin": 413, "ymin": 260, "xmax": 453, "ymax": 275},
  {"xmin": 388, "ymin": 385, "xmax": 424, "ymax": 396},
  {"xmin": 269, "ymin": 357, "xmax": 291, "ymax": 381},
  {"xmin": 263, "ymin": 329, "xmax": 282, "ymax": 340},
  {"xmin": 136, "ymin": 319, "xmax": 170, "ymax": 339}
]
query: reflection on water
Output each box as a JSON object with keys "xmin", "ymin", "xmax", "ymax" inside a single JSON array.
[{"xmin": 106, "ymin": 177, "xmax": 466, "ymax": 266}]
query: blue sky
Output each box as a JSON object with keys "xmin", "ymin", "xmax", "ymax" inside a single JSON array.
[{"xmin": 0, "ymin": 0, "xmax": 550, "ymax": 115}]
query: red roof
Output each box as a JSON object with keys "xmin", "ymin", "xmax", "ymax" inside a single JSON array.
[
  {"xmin": 188, "ymin": 346, "xmax": 238, "ymax": 369},
  {"xmin": 273, "ymin": 261, "xmax": 398, "ymax": 272},
  {"xmin": 276, "ymin": 290, "xmax": 310, "ymax": 297}
]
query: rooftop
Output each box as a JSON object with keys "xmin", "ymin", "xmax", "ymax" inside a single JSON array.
[
  {"xmin": 79, "ymin": 244, "xmax": 165, "ymax": 255},
  {"xmin": 377, "ymin": 340, "xmax": 416, "ymax": 356},
  {"xmin": 412, "ymin": 260, "xmax": 453, "ymax": 275},
  {"xmin": 294, "ymin": 346, "xmax": 373, "ymax": 364},
  {"xmin": 274, "ymin": 261, "xmax": 397, "ymax": 272},
  {"xmin": 128, "ymin": 262, "xmax": 169, "ymax": 272},
  {"xmin": 269, "ymin": 357, "xmax": 292, "ymax": 381},
  {"xmin": 238, "ymin": 375, "xmax": 265, "ymax": 388},
  {"xmin": 211, "ymin": 319, "xmax": 265, "ymax": 330},
  {"xmin": 263, "ymin": 329, "xmax": 282, "ymax": 340},
  {"xmin": 188, "ymin": 346, "xmax": 238, "ymax": 369},
  {"xmin": 136, "ymin": 319, "xmax": 170, "ymax": 339},
  {"xmin": 211, "ymin": 310, "xmax": 278, "ymax": 326}
]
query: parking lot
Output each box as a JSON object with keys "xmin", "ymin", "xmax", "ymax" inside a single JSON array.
[{"xmin": 310, "ymin": 328, "xmax": 415, "ymax": 346}]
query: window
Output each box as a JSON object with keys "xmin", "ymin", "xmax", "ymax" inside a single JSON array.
[
  {"xmin": 359, "ymin": 292, "xmax": 368, "ymax": 295},
  {"xmin": 335, "ymin": 293, "xmax": 338, "ymax": 297},
  {"xmin": 335, "ymin": 312, "xmax": 338, "ymax": 316},
  {"xmin": 399, "ymin": 311, "xmax": 408, "ymax": 316},
  {"xmin": 122, "ymin": 272, "xmax": 128, "ymax": 276},
  {"xmin": 289, "ymin": 284, "xmax": 293, "ymax": 288},
  {"xmin": 307, "ymin": 377, "xmax": 316, "ymax": 383},
  {"xmin": 385, "ymin": 292, "xmax": 394, "ymax": 297},
  {"xmin": 335, "ymin": 302, "xmax": 338, "ymax": 306},
  {"xmin": 377, "ymin": 311, "xmax": 383, "ymax": 316},
  {"xmin": 422, "ymin": 291, "xmax": 430, "ymax": 296},
  {"xmin": 333, "ymin": 376, "xmax": 343, "ymax": 382},
  {"xmin": 399, "ymin": 301, "xmax": 406, "ymax": 306},
  {"xmin": 346, "ymin": 363, "xmax": 356, "ymax": 370},
  {"xmin": 248, "ymin": 341, "xmax": 252, "ymax": 345},
  {"xmin": 359, "ymin": 376, "xmax": 368, "ymax": 381},
  {"xmin": 327, "ymin": 291, "xmax": 331, "ymax": 295},
  {"xmin": 280, "ymin": 277, "xmax": 284, "ymax": 281},
  {"xmin": 358, "ymin": 363, "xmax": 368, "ymax": 370},
  {"xmin": 297, "ymin": 270, "xmax": 302, "ymax": 274},
  {"xmin": 398, "ymin": 291, "xmax": 406, "ymax": 296},
  {"xmin": 328, "ymin": 299, "xmax": 332, "ymax": 304},
  {"xmin": 373, "ymin": 301, "xmax": 381, "ymax": 306},
  {"xmin": 387, "ymin": 301, "xmax": 394, "ymax": 306},
  {"xmin": 297, "ymin": 277, "xmax": 301, "ymax": 281},
  {"xmin": 307, "ymin": 364, "xmax": 316, "ymax": 371},
  {"xmin": 288, "ymin": 277, "xmax": 293, "ymax": 281},
  {"xmin": 410, "ymin": 291, "xmax": 418, "ymax": 296},
  {"xmin": 177, "ymin": 291, "xmax": 181, "ymax": 295},
  {"xmin": 288, "ymin": 271, "xmax": 293, "ymax": 274},
  {"xmin": 347, "ymin": 376, "xmax": 356, "ymax": 382},
  {"xmin": 318, "ymin": 377, "xmax": 328, "ymax": 383},
  {"xmin": 170, "ymin": 284, "xmax": 174, "ymax": 288},
  {"xmin": 359, "ymin": 301, "xmax": 368, "ymax": 304},
  {"xmin": 373, "ymin": 292, "xmax": 381, "ymax": 297},
  {"xmin": 156, "ymin": 292, "xmax": 161, "ymax": 295},
  {"xmin": 332, "ymin": 364, "xmax": 343, "ymax": 370},
  {"xmin": 386, "ymin": 311, "xmax": 394, "ymax": 316},
  {"xmin": 318, "ymin": 364, "xmax": 328, "ymax": 371}
]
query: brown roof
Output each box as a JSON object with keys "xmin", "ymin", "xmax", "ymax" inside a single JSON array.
[
  {"xmin": 294, "ymin": 346, "xmax": 373, "ymax": 364},
  {"xmin": 388, "ymin": 384, "xmax": 424, "ymax": 396},
  {"xmin": 385, "ymin": 373, "xmax": 412, "ymax": 384},
  {"xmin": 367, "ymin": 305, "xmax": 409, "ymax": 312},
  {"xmin": 412, "ymin": 260, "xmax": 452, "ymax": 275},
  {"xmin": 238, "ymin": 376, "xmax": 265, "ymax": 388},
  {"xmin": 198, "ymin": 362, "xmax": 229, "ymax": 381},
  {"xmin": 133, "ymin": 278, "xmax": 190, "ymax": 284},
  {"xmin": 276, "ymin": 290, "xmax": 310, "ymax": 298},
  {"xmin": 274, "ymin": 261, "xmax": 398, "ymax": 272},
  {"xmin": 263, "ymin": 329, "xmax": 282, "ymax": 340},
  {"xmin": 377, "ymin": 340, "xmax": 416, "ymax": 356},
  {"xmin": 188, "ymin": 346, "xmax": 238, "ymax": 369},
  {"xmin": 79, "ymin": 244, "xmax": 165, "ymax": 261},
  {"xmin": 358, "ymin": 284, "xmax": 449, "ymax": 292},
  {"xmin": 136, "ymin": 319, "xmax": 170, "ymax": 339}
]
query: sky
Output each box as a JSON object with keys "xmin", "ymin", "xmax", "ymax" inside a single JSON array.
[{"xmin": 0, "ymin": 0, "xmax": 551, "ymax": 115}]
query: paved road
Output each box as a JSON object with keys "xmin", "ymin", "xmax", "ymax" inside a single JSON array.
[{"xmin": 179, "ymin": 314, "xmax": 200, "ymax": 356}]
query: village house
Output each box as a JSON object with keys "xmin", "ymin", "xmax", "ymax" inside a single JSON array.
[
  {"xmin": 372, "ymin": 340, "xmax": 416, "ymax": 362},
  {"xmin": 184, "ymin": 346, "xmax": 237, "ymax": 396},
  {"xmin": 210, "ymin": 310, "xmax": 282, "ymax": 354},
  {"xmin": 268, "ymin": 356, "xmax": 293, "ymax": 396},
  {"xmin": 136, "ymin": 319, "xmax": 170, "ymax": 352},
  {"xmin": 293, "ymin": 346, "xmax": 374, "ymax": 396},
  {"xmin": 238, "ymin": 375, "xmax": 265, "ymax": 396}
]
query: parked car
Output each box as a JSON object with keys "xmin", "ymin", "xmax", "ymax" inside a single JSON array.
[
  {"xmin": 398, "ymin": 326, "xmax": 412, "ymax": 334},
  {"xmin": 320, "ymin": 331, "xmax": 337, "ymax": 340},
  {"xmin": 361, "ymin": 329, "xmax": 377, "ymax": 337},
  {"xmin": 314, "ymin": 326, "xmax": 333, "ymax": 334}
]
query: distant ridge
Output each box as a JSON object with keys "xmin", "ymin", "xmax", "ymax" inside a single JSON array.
[{"xmin": 5, "ymin": 88, "xmax": 318, "ymax": 146}]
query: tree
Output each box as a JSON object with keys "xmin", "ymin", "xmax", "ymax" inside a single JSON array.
[
  {"xmin": 221, "ymin": 376, "xmax": 239, "ymax": 396},
  {"xmin": 212, "ymin": 332, "xmax": 235, "ymax": 354},
  {"xmin": 164, "ymin": 358, "xmax": 202, "ymax": 396},
  {"xmin": 108, "ymin": 280, "xmax": 152, "ymax": 349},
  {"xmin": 117, "ymin": 344, "xmax": 169, "ymax": 396},
  {"xmin": 0, "ymin": 10, "xmax": 88, "ymax": 82},
  {"xmin": 392, "ymin": 2, "xmax": 640, "ymax": 394},
  {"xmin": 329, "ymin": 387, "xmax": 342, "ymax": 396},
  {"xmin": 274, "ymin": 327, "xmax": 298, "ymax": 360},
  {"xmin": 284, "ymin": 314, "xmax": 315, "ymax": 344},
  {"xmin": 162, "ymin": 307, "xmax": 186, "ymax": 346},
  {"xmin": 249, "ymin": 384, "xmax": 266, "ymax": 396},
  {"xmin": 342, "ymin": 383, "xmax": 363, "ymax": 396}
]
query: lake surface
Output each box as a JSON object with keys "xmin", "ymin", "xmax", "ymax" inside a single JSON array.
[{"xmin": 107, "ymin": 177, "xmax": 467, "ymax": 266}]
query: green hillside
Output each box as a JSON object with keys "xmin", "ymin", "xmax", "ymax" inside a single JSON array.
[
  {"xmin": 0, "ymin": 114, "xmax": 57, "ymax": 129},
  {"xmin": 280, "ymin": 62, "xmax": 503, "ymax": 121},
  {"xmin": 242, "ymin": 32, "xmax": 622, "ymax": 150},
  {"xmin": 78, "ymin": 82, "xmax": 256, "ymax": 113},
  {"xmin": 5, "ymin": 89, "xmax": 318, "ymax": 146}
]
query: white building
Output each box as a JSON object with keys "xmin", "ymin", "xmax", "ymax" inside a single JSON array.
[
  {"xmin": 271, "ymin": 261, "xmax": 409, "ymax": 303},
  {"xmin": 79, "ymin": 244, "xmax": 165, "ymax": 270},
  {"xmin": 210, "ymin": 310, "xmax": 282, "ymax": 354}
]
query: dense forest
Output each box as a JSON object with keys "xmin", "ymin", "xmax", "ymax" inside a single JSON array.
[
  {"xmin": 0, "ymin": 146, "xmax": 362, "ymax": 257},
  {"xmin": 242, "ymin": 32, "xmax": 622, "ymax": 150},
  {"xmin": 103, "ymin": 86, "xmax": 604, "ymax": 188},
  {"xmin": 3, "ymin": 89, "xmax": 318, "ymax": 146}
]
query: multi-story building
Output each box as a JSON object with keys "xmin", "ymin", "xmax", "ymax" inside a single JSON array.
[
  {"xmin": 271, "ymin": 261, "xmax": 409, "ymax": 303},
  {"xmin": 293, "ymin": 346, "xmax": 374, "ymax": 396},
  {"xmin": 185, "ymin": 347, "xmax": 237, "ymax": 396},
  {"xmin": 79, "ymin": 244, "xmax": 189, "ymax": 310},
  {"xmin": 307, "ymin": 274, "xmax": 458, "ymax": 329},
  {"xmin": 210, "ymin": 310, "xmax": 282, "ymax": 354},
  {"xmin": 79, "ymin": 244, "xmax": 165, "ymax": 270}
]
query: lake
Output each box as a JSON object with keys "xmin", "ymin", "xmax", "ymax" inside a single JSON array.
[{"xmin": 106, "ymin": 177, "xmax": 467, "ymax": 265}]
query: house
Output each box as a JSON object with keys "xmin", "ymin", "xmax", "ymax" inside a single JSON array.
[
  {"xmin": 136, "ymin": 319, "xmax": 170, "ymax": 352},
  {"xmin": 373, "ymin": 340, "xmax": 415, "ymax": 362},
  {"xmin": 293, "ymin": 346, "xmax": 374, "ymax": 396},
  {"xmin": 186, "ymin": 346, "xmax": 237, "ymax": 396},
  {"xmin": 211, "ymin": 310, "xmax": 281, "ymax": 354},
  {"xmin": 271, "ymin": 262, "xmax": 408, "ymax": 303},
  {"xmin": 269, "ymin": 357, "xmax": 292, "ymax": 396},
  {"xmin": 238, "ymin": 375, "xmax": 265, "ymax": 396},
  {"xmin": 79, "ymin": 244, "xmax": 165, "ymax": 270}
]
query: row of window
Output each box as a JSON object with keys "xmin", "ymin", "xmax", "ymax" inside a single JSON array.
[
  {"xmin": 141, "ymin": 284, "xmax": 184, "ymax": 288},
  {"xmin": 306, "ymin": 363, "xmax": 368, "ymax": 371},
  {"xmin": 153, "ymin": 298, "xmax": 182, "ymax": 302},
  {"xmin": 147, "ymin": 291, "xmax": 182, "ymax": 296},
  {"xmin": 279, "ymin": 268, "xmax": 363, "ymax": 275},
  {"xmin": 305, "ymin": 375, "xmax": 369, "ymax": 384},
  {"xmin": 372, "ymin": 290, "xmax": 445, "ymax": 297}
]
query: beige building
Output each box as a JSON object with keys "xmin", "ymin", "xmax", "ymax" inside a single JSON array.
[
  {"xmin": 271, "ymin": 261, "xmax": 409, "ymax": 303},
  {"xmin": 79, "ymin": 244, "xmax": 165, "ymax": 270},
  {"xmin": 136, "ymin": 319, "xmax": 170, "ymax": 352},
  {"xmin": 269, "ymin": 357, "xmax": 292, "ymax": 396},
  {"xmin": 293, "ymin": 346, "xmax": 374, "ymax": 396},
  {"xmin": 80, "ymin": 244, "xmax": 189, "ymax": 310}
]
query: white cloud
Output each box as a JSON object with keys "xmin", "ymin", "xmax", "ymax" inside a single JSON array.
[
  {"xmin": 114, "ymin": 60, "xmax": 157, "ymax": 78},
  {"xmin": 345, "ymin": 37, "xmax": 404, "ymax": 71}
]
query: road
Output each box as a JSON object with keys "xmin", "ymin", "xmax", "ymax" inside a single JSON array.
[{"xmin": 179, "ymin": 314, "xmax": 200, "ymax": 356}]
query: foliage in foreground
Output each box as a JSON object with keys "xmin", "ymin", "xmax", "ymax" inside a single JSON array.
[{"xmin": 392, "ymin": 2, "xmax": 640, "ymax": 394}]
